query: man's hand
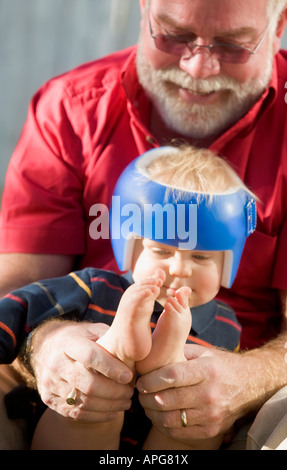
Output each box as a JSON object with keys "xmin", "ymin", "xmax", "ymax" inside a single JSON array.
[
  {"xmin": 31, "ymin": 320, "xmax": 134, "ymax": 422},
  {"xmin": 136, "ymin": 343, "xmax": 284, "ymax": 445}
]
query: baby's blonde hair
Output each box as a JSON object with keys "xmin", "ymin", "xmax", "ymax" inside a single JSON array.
[{"xmin": 144, "ymin": 145, "xmax": 254, "ymax": 201}]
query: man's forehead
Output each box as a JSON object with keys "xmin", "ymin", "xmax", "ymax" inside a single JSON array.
[{"xmin": 150, "ymin": 0, "xmax": 268, "ymax": 28}]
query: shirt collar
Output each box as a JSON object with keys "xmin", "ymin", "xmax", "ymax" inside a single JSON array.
[
  {"xmin": 210, "ymin": 58, "xmax": 278, "ymax": 150},
  {"xmin": 121, "ymin": 46, "xmax": 147, "ymax": 105}
]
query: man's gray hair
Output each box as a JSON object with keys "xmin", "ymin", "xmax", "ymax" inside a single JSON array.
[
  {"xmin": 266, "ymin": 0, "xmax": 287, "ymax": 36},
  {"xmin": 267, "ymin": 0, "xmax": 287, "ymax": 19},
  {"xmin": 145, "ymin": 0, "xmax": 286, "ymax": 38},
  {"xmin": 146, "ymin": 0, "xmax": 287, "ymax": 21}
]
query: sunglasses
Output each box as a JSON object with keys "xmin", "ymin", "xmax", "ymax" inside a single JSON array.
[{"xmin": 148, "ymin": 13, "xmax": 269, "ymax": 64}]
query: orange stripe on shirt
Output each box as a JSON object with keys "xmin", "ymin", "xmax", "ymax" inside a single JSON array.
[
  {"xmin": 0, "ymin": 322, "xmax": 17, "ymax": 348},
  {"xmin": 187, "ymin": 335, "xmax": 212, "ymax": 347},
  {"xmin": 88, "ymin": 304, "xmax": 117, "ymax": 317},
  {"xmin": 91, "ymin": 277, "xmax": 124, "ymax": 293},
  {"xmin": 5, "ymin": 294, "xmax": 28, "ymax": 309},
  {"xmin": 215, "ymin": 315, "xmax": 242, "ymax": 332}
]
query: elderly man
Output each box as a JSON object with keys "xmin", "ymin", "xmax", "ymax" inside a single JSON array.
[{"xmin": 0, "ymin": 0, "xmax": 287, "ymax": 449}]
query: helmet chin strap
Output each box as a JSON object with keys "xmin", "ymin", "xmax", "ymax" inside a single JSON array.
[{"xmin": 221, "ymin": 251, "xmax": 233, "ymax": 289}]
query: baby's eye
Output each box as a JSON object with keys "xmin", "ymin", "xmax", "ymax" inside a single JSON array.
[
  {"xmin": 151, "ymin": 248, "xmax": 171, "ymax": 256},
  {"xmin": 192, "ymin": 254, "xmax": 208, "ymax": 261}
]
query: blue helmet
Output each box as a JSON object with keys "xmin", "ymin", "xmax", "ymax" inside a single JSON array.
[{"xmin": 110, "ymin": 147, "xmax": 256, "ymax": 288}]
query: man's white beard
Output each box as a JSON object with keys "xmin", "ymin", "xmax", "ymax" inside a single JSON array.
[{"xmin": 136, "ymin": 35, "xmax": 274, "ymax": 140}]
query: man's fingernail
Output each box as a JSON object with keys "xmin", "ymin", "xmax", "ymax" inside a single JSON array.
[{"xmin": 136, "ymin": 382, "xmax": 147, "ymax": 393}]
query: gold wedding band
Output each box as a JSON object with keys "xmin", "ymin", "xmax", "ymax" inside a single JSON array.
[
  {"xmin": 66, "ymin": 388, "xmax": 77, "ymax": 405},
  {"xmin": 180, "ymin": 409, "xmax": 188, "ymax": 427}
]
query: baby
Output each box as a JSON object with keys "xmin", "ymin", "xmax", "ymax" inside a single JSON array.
[{"xmin": 0, "ymin": 145, "xmax": 256, "ymax": 449}]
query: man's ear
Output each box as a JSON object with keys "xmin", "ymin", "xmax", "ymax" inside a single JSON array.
[
  {"xmin": 277, "ymin": 8, "xmax": 287, "ymax": 36},
  {"xmin": 273, "ymin": 8, "xmax": 287, "ymax": 54},
  {"xmin": 139, "ymin": 0, "xmax": 149, "ymax": 30},
  {"xmin": 139, "ymin": 0, "xmax": 146, "ymax": 16}
]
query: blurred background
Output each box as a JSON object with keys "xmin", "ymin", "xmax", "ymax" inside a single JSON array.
[
  {"xmin": 0, "ymin": 0, "xmax": 287, "ymax": 194},
  {"xmin": 0, "ymin": 0, "xmax": 141, "ymax": 194}
]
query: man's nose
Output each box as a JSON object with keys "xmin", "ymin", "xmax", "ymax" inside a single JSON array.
[{"xmin": 179, "ymin": 47, "xmax": 221, "ymax": 79}]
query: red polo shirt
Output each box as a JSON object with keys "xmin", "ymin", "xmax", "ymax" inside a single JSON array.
[{"xmin": 0, "ymin": 46, "xmax": 287, "ymax": 350}]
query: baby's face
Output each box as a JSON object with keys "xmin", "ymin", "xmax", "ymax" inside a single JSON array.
[{"xmin": 131, "ymin": 238, "xmax": 224, "ymax": 307}]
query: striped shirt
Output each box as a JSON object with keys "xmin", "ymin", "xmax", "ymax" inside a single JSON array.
[
  {"xmin": 0, "ymin": 267, "xmax": 241, "ymax": 448},
  {"xmin": 0, "ymin": 268, "xmax": 241, "ymax": 364}
]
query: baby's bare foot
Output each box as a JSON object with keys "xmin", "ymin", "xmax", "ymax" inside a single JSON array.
[
  {"xmin": 136, "ymin": 287, "xmax": 191, "ymax": 375},
  {"xmin": 97, "ymin": 269, "xmax": 165, "ymax": 369}
]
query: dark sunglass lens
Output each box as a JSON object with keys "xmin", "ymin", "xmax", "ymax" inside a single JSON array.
[
  {"xmin": 155, "ymin": 35, "xmax": 186, "ymax": 55},
  {"xmin": 154, "ymin": 34, "xmax": 251, "ymax": 63},
  {"xmin": 213, "ymin": 46, "xmax": 250, "ymax": 64}
]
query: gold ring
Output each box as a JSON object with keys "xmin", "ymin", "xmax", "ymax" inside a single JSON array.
[
  {"xmin": 180, "ymin": 409, "xmax": 187, "ymax": 427},
  {"xmin": 66, "ymin": 388, "xmax": 77, "ymax": 405}
]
